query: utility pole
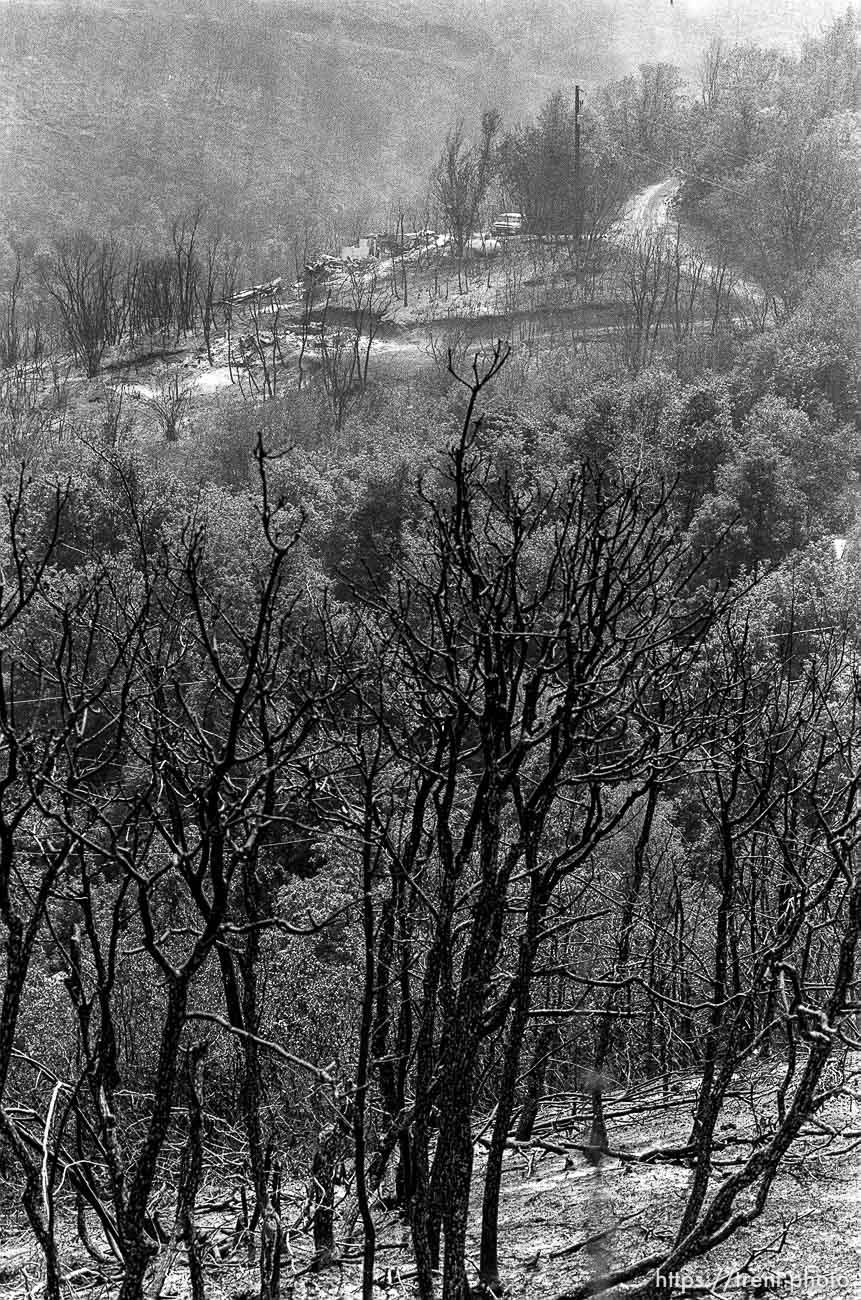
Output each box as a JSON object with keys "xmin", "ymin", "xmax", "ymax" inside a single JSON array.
[{"xmin": 574, "ymin": 84, "xmax": 583, "ymax": 244}]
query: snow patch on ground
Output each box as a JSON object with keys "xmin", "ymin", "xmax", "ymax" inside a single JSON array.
[
  {"xmin": 190, "ymin": 366, "xmax": 235, "ymax": 394},
  {"xmin": 113, "ymin": 380, "xmax": 158, "ymax": 402}
]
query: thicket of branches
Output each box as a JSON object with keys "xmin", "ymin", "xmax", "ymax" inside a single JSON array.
[
  {"xmin": 0, "ymin": 13, "xmax": 858, "ymax": 1300},
  {"xmin": 0, "ymin": 337, "xmax": 859, "ymax": 1300}
]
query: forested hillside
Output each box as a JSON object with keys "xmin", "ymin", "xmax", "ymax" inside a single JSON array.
[
  {"xmin": 0, "ymin": 5, "xmax": 860, "ymax": 1300},
  {"xmin": 0, "ymin": 0, "xmax": 848, "ymax": 248}
]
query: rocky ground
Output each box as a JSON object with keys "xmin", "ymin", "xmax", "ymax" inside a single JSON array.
[{"xmin": 3, "ymin": 1057, "xmax": 861, "ymax": 1299}]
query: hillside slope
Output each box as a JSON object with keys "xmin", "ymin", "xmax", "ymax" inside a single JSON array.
[{"xmin": 0, "ymin": 0, "xmax": 847, "ymax": 251}]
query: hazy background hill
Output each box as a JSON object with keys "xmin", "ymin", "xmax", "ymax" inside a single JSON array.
[{"xmin": 0, "ymin": 0, "xmax": 848, "ymax": 256}]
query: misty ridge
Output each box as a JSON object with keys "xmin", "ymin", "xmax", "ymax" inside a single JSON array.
[
  {"xmin": 0, "ymin": 4, "xmax": 859, "ymax": 1300},
  {"xmin": 0, "ymin": 0, "xmax": 849, "ymax": 253}
]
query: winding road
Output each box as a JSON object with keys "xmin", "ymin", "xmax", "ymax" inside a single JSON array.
[{"xmin": 617, "ymin": 176, "xmax": 683, "ymax": 237}]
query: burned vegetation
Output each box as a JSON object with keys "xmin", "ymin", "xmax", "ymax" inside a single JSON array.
[{"xmin": 0, "ymin": 5, "xmax": 860, "ymax": 1300}]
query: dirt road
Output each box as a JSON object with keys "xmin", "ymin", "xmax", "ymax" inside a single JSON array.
[{"xmin": 617, "ymin": 176, "xmax": 682, "ymax": 237}]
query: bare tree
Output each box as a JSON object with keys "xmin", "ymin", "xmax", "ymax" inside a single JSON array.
[
  {"xmin": 42, "ymin": 235, "xmax": 124, "ymax": 376},
  {"xmin": 617, "ymin": 228, "xmax": 709, "ymax": 372},
  {"xmin": 432, "ymin": 110, "xmax": 500, "ymax": 290},
  {"xmin": 699, "ymin": 35, "xmax": 728, "ymax": 111},
  {"xmin": 316, "ymin": 263, "xmax": 385, "ymax": 430},
  {"xmin": 319, "ymin": 347, "xmax": 743, "ymax": 1300},
  {"xmin": 196, "ymin": 229, "xmax": 238, "ymax": 365},
  {"xmin": 171, "ymin": 208, "xmax": 202, "ymax": 337},
  {"xmin": 0, "ymin": 446, "xmax": 329, "ymax": 1299},
  {"xmin": 555, "ymin": 620, "xmax": 861, "ymax": 1299},
  {"xmin": 146, "ymin": 372, "xmax": 196, "ymax": 441}
]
